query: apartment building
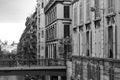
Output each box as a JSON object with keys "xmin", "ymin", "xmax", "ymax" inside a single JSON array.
[
  {"xmin": 45, "ymin": 0, "xmax": 72, "ymax": 59},
  {"xmin": 44, "ymin": 0, "xmax": 71, "ymax": 80},
  {"xmin": 37, "ymin": 0, "xmax": 49, "ymax": 59}
]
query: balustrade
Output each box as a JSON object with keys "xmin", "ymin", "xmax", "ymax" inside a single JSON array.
[
  {"xmin": 0, "ymin": 59, "xmax": 66, "ymax": 67},
  {"xmin": 72, "ymin": 56, "xmax": 120, "ymax": 80}
]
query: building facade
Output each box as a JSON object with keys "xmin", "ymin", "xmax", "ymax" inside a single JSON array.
[
  {"xmin": 36, "ymin": 0, "xmax": 120, "ymax": 80},
  {"xmin": 71, "ymin": 0, "xmax": 120, "ymax": 60},
  {"xmin": 45, "ymin": 0, "xmax": 72, "ymax": 59},
  {"xmin": 44, "ymin": 0, "xmax": 72, "ymax": 80},
  {"xmin": 71, "ymin": 0, "xmax": 120, "ymax": 80},
  {"xmin": 37, "ymin": 0, "xmax": 48, "ymax": 59}
]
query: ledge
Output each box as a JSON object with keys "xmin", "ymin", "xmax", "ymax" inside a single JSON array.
[
  {"xmin": 85, "ymin": 20, "xmax": 91, "ymax": 25},
  {"xmin": 72, "ymin": 55, "xmax": 120, "ymax": 63},
  {"xmin": 106, "ymin": 12, "xmax": 116, "ymax": 18},
  {"xmin": 71, "ymin": 0, "xmax": 79, "ymax": 5},
  {"xmin": 79, "ymin": 22, "xmax": 84, "ymax": 27},
  {"xmin": 94, "ymin": 17, "xmax": 101, "ymax": 22}
]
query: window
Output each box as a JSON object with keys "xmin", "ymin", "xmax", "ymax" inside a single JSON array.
[
  {"xmin": 49, "ymin": 11, "xmax": 51, "ymax": 23},
  {"xmin": 50, "ymin": 28, "xmax": 52, "ymax": 40},
  {"xmin": 73, "ymin": 27, "xmax": 77, "ymax": 33},
  {"xmin": 42, "ymin": 2, "xmax": 44, "ymax": 8},
  {"xmin": 108, "ymin": 0, "xmax": 114, "ymax": 13},
  {"xmin": 79, "ymin": 26, "xmax": 83, "ymax": 56},
  {"xmin": 48, "ymin": 28, "xmax": 50, "ymax": 40},
  {"xmin": 80, "ymin": 0, "xmax": 83, "ymax": 23},
  {"xmin": 64, "ymin": 25, "xmax": 70, "ymax": 38},
  {"xmin": 53, "ymin": 24, "xmax": 55, "ymax": 39},
  {"xmin": 54, "ymin": 7, "xmax": 57, "ymax": 19},
  {"xmin": 86, "ymin": 0, "xmax": 90, "ymax": 21},
  {"xmin": 45, "ymin": 46, "xmax": 48, "ymax": 58},
  {"xmin": 51, "ymin": 26, "xmax": 53, "ymax": 39},
  {"xmin": 38, "ymin": 45, "xmax": 40, "ymax": 53},
  {"xmin": 86, "ymin": 31, "xmax": 89, "ymax": 56},
  {"xmin": 41, "ymin": 30, "xmax": 44, "ymax": 38},
  {"xmin": 49, "ymin": 28, "xmax": 51, "ymax": 40},
  {"xmin": 64, "ymin": 6, "xmax": 70, "ymax": 18},
  {"xmin": 46, "ymin": 30, "xmax": 48, "ymax": 40},
  {"xmin": 95, "ymin": 21, "xmax": 100, "ymax": 29},
  {"xmin": 53, "ymin": 44, "xmax": 57, "ymax": 59},
  {"xmin": 51, "ymin": 9, "xmax": 54, "ymax": 22},
  {"xmin": 38, "ymin": 32, "xmax": 40, "ymax": 40},
  {"xmin": 74, "ymin": 7, "xmax": 77, "ymax": 26},
  {"xmin": 54, "ymin": 23, "xmax": 57, "ymax": 38},
  {"xmin": 48, "ymin": 13, "xmax": 49, "ymax": 25},
  {"xmin": 86, "ymin": 24, "xmax": 92, "ymax": 56},
  {"xmin": 38, "ymin": 17, "xmax": 40, "ymax": 25},
  {"xmin": 53, "ymin": 7, "xmax": 56, "ymax": 20},
  {"xmin": 45, "ymin": 15, "xmax": 47, "ymax": 25},
  {"xmin": 108, "ymin": 26, "xmax": 113, "ymax": 58},
  {"xmin": 95, "ymin": 0, "xmax": 100, "ymax": 18}
]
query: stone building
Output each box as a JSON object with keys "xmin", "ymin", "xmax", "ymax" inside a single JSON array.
[
  {"xmin": 71, "ymin": 0, "xmax": 120, "ymax": 60},
  {"xmin": 70, "ymin": 0, "xmax": 120, "ymax": 80},
  {"xmin": 36, "ymin": 0, "xmax": 120, "ymax": 80}
]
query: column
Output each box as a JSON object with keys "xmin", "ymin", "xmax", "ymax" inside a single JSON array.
[
  {"xmin": 51, "ymin": 44, "xmax": 53, "ymax": 59},
  {"xmin": 50, "ymin": 44, "xmax": 51, "ymax": 58},
  {"xmin": 48, "ymin": 44, "xmax": 50, "ymax": 58}
]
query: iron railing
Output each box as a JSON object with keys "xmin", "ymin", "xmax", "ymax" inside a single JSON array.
[
  {"xmin": 72, "ymin": 56, "xmax": 120, "ymax": 80},
  {"xmin": 0, "ymin": 59, "xmax": 66, "ymax": 67}
]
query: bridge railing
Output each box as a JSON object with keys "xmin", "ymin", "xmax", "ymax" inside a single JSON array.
[
  {"xmin": 72, "ymin": 56, "xmax": 120, "ymax": 80},
  {"xmin": 0, "ymin": 59, "xmax": 66, "ymax": 67}
]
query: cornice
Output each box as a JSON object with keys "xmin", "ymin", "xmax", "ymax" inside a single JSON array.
[
  {"xmin": 44, "ymin": 0, "xmax": 71, "ymax": 13},
  {"xmin": 71, "ymin": 0, "xmax": 79, "ymax": 5}
]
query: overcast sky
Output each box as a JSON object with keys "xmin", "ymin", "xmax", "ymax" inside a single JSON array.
[{"xmin": 0, "ymin": 0, "xmax": 36, "ymax": 44}]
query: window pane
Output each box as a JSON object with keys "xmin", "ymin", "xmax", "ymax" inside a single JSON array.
[
  {"xmin": 86, "ymin": 0, "xmax": 90, "ymax": 21},
  {"xmin": 108, "ymin": 0, "xmax": 114, "ymax": 13},
  {"xmin": 64, "ymin": 25, "xmax": 70, "ymax": 38},
  {"xmin": 64, "ymin": 6, "xmax": 70, "ymax": 18},
  {"xmin": 74, "ymin": 7, "xmax": 77, "ymax": 25},
  {"xmin": 95, "ymin": 0, "xmax": 100, "ymax": 18},
  {"xmin": 80, "ymin": 0, "xmax": 83, "ymax": 23},
  {"xmin": 108, "ymin": 26, "xmax": 113, "ymax": 58}
]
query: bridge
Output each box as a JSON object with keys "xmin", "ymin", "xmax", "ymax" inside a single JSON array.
[{"xmin": 0, "ymin": 59, "xmax": 66, "ymax": 79}]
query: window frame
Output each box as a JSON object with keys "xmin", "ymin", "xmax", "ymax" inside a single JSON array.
[{"xmin": 64, "ymin": 6, "xmax": 70, "ymax": 18}]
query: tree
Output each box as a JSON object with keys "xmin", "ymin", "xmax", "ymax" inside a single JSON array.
[{"xmin": 17, "ymin": 11, "xmax": 37, "ymax": 61}]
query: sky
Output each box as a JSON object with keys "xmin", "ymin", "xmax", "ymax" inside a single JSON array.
[{"xmin": 0, "ymin": 0, "xmax": 36, "ymax": 44}]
